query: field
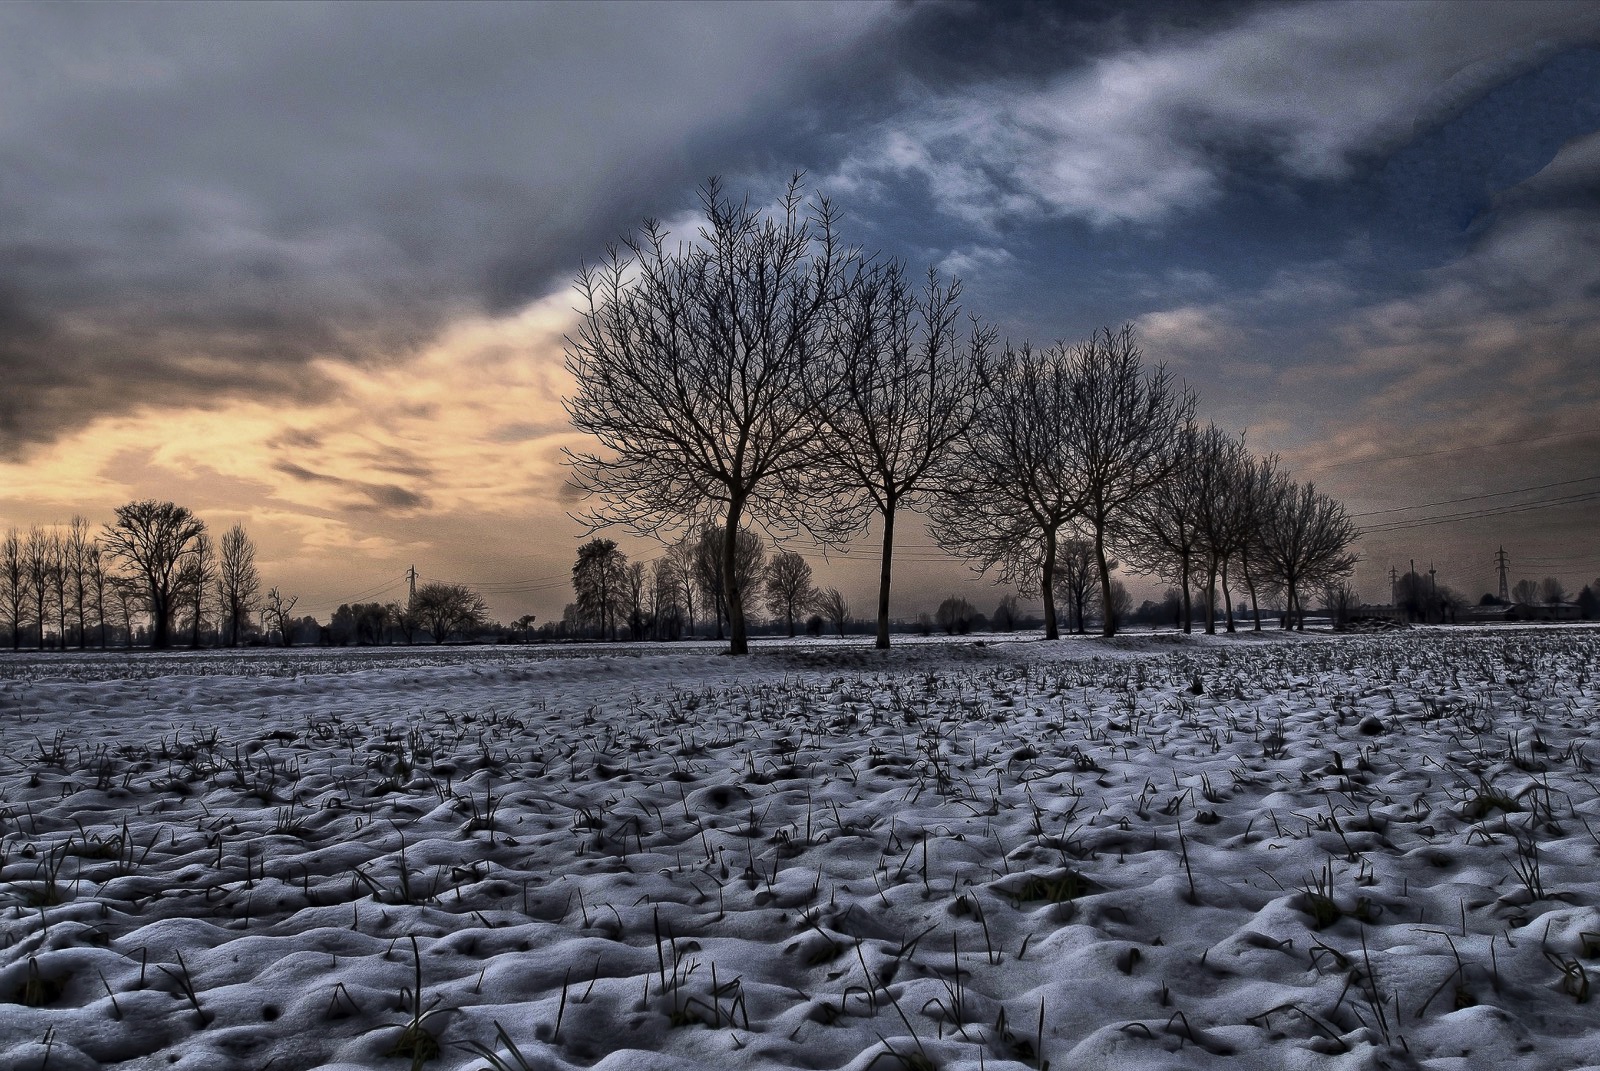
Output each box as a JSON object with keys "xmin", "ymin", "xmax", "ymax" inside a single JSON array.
[{"xmin": 2, "ymin": 628, "xmax": 1599, "ymax": 1071}]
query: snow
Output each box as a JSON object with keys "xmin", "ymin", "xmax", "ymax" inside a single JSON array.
[{"xmin": 2, "ymin": 627, "xmax": 1599, "ymax": 1071}]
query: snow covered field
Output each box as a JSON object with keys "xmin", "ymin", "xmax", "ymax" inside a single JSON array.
[{"xmin": 2, "ymin": 628, "xmax": 1599, "ymax": 1071}]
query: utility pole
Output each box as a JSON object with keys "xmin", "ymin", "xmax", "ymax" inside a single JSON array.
[
  {"xmin": 407, "ymin": 565, "xmax": 417, "ymax": 602},
  {"xmin": 1495, "ymin": 547, "xmax": 1510, "ymax": 602}
]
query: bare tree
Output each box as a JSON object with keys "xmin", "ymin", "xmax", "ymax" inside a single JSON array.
[
  {"xmin": 693, "ymin": 524, "xmax": 766, "ymax": 641},
  {"xmin": 1062, "ymin": 326, "xmax": 1192, "ymax": 637},
  {"xmin": 1322, "ymin": 580, "xmax": 1360, "ymax": 630},
  {"xmin": 65, "ymin": 516, "xmax": 93, "ymax": 649},
  {"xmin": 564, "ymin": 176, "xmax": 860, "ymax": 654},
  {"xmin": 1539, "ymin": 576, "xmax": 1568, "ymax": 605},
  {"xmin": 86, "ymin": 540, "xmax": 109, "ymax": 648},
  {"xmin": 823, "ymin": 263, "xmax": 990, "ymax": 648},
  {"xmin": 572, "ymin": 538, "xmax": 629, "ymax": 640},
  {"xmin": 264, "ymin": 587, "xmax": 299, "ymax": 647},
  {"xmin": 1232, "ymin": 452, "xmax": 1280, "ymax": 631},
  {"xmin": 102, "ymin": 501, "xmax": 206, "ymax": 650},
  {"xmin": 1123, "ymin": 421, "xmax": 1204, "ymax": 632},
  {"xmin": 388, "ymin": 600, "xmax": 419, "ymax": 645},
  {"xmin": 649, "ymin": 558, "xmax": 682, "ymax": 640},
  {"xmin": 410, "ymin": 582, "xmax": 487, "ymax": 644},
  {"xmin": 929, "ymin": 342, "xmax": 1085, "ymax": 640},
  {"xmin": 935, "ymin": 595, "xmax": 976, "ymax": 635},
  {"xmin": 217, "ymin": 523, "xmax": 262, "ymax": 648},
  {"xmin": 666, "ymin": 535, "xmax": 699, "ymax": 639},
  {"xmin": 1256, "ymin": 476, "xmax": 1358, "ymax": 630},
  {"xmin": 815, "ymin": 586, "xmax": 850, "ymax": 637},
  {"xmin": 1, "ymin": 529, "xmax": 28, "ymax": 650},
  {"xmin": 763, "ymin": 549, "xmax": 818, "ymax": 638},
  {"xmin": 1051, "ymin": 537, "xmax": 1100, "ymax": 634},
  {"xmin": 1187, "ymin": 425, "xmax": 1252, "ymax": 635},
  {"xmin": 179, "ymin": 532, "xmax": 217, "ymax": 648},
  {"xmin": 23, "ymin": 527, "xmax": 53, "ymax": 650},
  {"xmin": 623, "ymin": 561, "xmax": 648, "ymax": 640},
  {"xmin": 46, "ymin": 528, "xmax": 68, "ymax": 650},
  {"xmin": 1510, "ymin": 578, "xmax": 1540, "ymax": 605},
  {"xmin": 109, "ymin": 575, "xmax": 141, "ymax": 648}
]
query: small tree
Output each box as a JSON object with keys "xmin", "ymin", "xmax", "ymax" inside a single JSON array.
[
  {"xmin": 572, "ymin": 538, "xmax": 629, "ymax": 640},
  {"xmin": 102, "ymin": 501, "xmax": 206, "ymax": 650},
  {"xmin": 763, "ymin": 550, "xmax": 818, "ymax": 638},
  {"xmin": 991, "ymin": 594, "xmax": 1020, "ymax": 632},
  {"xmin": 816, "ymin": 587, "xmax": 850, "ymax": 637},
  {"xmin": 179, "ymin": 532, "xmax": 217, "ymax": 648},
  {"xmin": 217, "ymin": 523, "xmax": 261, "ymax": 648},
  {"xmin": 693, "ymin": 524, "xmax": 766, "ymax": 641},
  {"xmin": 1539, "ymin": 576, "xmax": 1568, "ymax": 605},
  {"xmin": 935, "ymin": 596, "xmax": 976, "ymax": 635},
  {"xmin": 23, "ymin": 527, "xmax": 55, "ymax": 650},
  {"xmin": 410, "ymin": 582, "xmax": 488, "ymax": 644},
  {"xmin": 264, "ymin": 587, "xmax": 299, "ymax": 647},
  {"xmin": 0, "ymin": 529, "xmax": 28, "ymax": 650},
  {"xmin": 1510, "ymin": 578, "xmax": 1540, "ymax": 605},
  {"xmin": 1051, "ymin": 538, "xmax": 1100, "ymax": 635}
]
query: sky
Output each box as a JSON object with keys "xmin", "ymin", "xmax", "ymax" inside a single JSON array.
[{"xmin": 2, "ymin": 0, "xmax": 1599, "ymax": 625}]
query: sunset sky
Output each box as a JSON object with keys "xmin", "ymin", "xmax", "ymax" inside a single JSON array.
[{"xmin": 2, "ymin": 1, "xmax": 1599, "ymax": 625}]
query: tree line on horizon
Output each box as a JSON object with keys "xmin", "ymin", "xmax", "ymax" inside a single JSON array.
[
  {"xmin": 0, "ymin": 502, "xmax": 498, "ymax": 651},
  {"xmin": 563, "ymin": 176, "xmax": 1360, "ymax": 652}
]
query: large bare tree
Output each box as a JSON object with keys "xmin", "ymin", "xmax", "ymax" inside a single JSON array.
[
  {"xmin": 23, "ymin": 527, "xmax": 54, "ymax": 650},
  {"xmin": 822, "ymin": 263, "xmax": 990, "ymax": 648},
  {"xmin": 928, "ymin": 342, "xmax": 1085, "ymax": 640},
  {"xmin": 102, "ymin": 501, "xmax": 205, "ymax": 650},
  {"xmin": 180, "ymin": 532, "xmax": 217, "ymax": 648},
  {"xmin": 564, "ymin": 177, "xmax": 859, "ymax": 654},
  {"xmin": 217, "ymin": 522, "xmax": 261, "ymax": 647},
  {"xmin": 1062, "ymin": 326, "xmax": 1192, "ymax": 637}
]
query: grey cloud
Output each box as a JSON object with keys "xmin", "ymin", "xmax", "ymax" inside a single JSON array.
[
  {"xmin": 0, "ymin": 1, "xmax": 902, "ymax": 452},
  {"xmin": 838, "ymin": 1, "xmax": 1600, "ymax": 228},
  {"xmin": 273, "ymin": 459, "xmax": 431, "ymax": 513}
]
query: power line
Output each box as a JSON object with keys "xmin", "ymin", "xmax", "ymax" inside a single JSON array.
[
  {"xmin": 1360, "ymin": 489, "xmax": 1600, "ymax": 534},
  {"xmin": 1352, "ymin": 475, "xmax": 1600, "ymax": 518},
  {"xmin": 1312, "ymin": 428, "xmax": 1600, "ymax": 473}
]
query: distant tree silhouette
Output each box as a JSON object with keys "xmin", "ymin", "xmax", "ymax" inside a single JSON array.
[
  {"xmin": 935, "ymin": 595, "xmax": 976, "ymax": 635},
  {"xmin": 572, "ymin": 538, "xmax": 629, "ymax": 640},
  {"xmin": 179, "ymin": 532, "xmax": 217, "ymax": 648},
  {"xmin": 564, "ymin": 177, "xmax": 861, "ymax": 655},
  {"xmin": 764, "ymin": 550, "xmax": 818, "ymax": 638},
  {"xmin": 409, "ymin": 582, "xmax": 486, "ymax": 644},
  {"xmin": 1, "ymin": 529, "xmax": 27, "ymax": 650},
  {"xmin": 1539, "ymin": 576, "xmax": 1568, "ymax": 605},
  {"xmin": 102, "ymin": 501, "xmax": 206, "ymax": 650},
  {"xmin": 816, "ymin": 586, "xmax": 850, "ymax": 637},
  {"xmin": 823, "ymin": 262, "xmax": 990, "ymax": 649},
  {"xmin": 1051, "ymin": 537, "xmax": 1100, "ymax": 635},
  {"xmin": 693, "ymin": 524, "xmax": 766, "ymax": 641},
  {"xmin": 264, "ymin": 587, "xmax": 299, "ymax": 647},
  {"xmin": 217, "ymin": 523, "xmax": 261, "ymax": 647},
  {"xmin": 65, "ymin": 516, "xmax": 94, "ymax": 649},
  {"xmin": 1511, "ymin": 578, "xmax": 1540, "ymax": 605}
]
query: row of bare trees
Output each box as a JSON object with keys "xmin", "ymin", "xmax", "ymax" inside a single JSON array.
[
  {"xmin": 0, "ymin": 501, "xmax": 266, "ymax": 650},
  {"xmin": 564, "ymin": 178, "xmax": 1359, "ymax": 652}
]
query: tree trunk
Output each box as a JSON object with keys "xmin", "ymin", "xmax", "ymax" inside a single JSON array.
[
  {"xmin": 1041, "ymin": 529, "xmax": 1059, "ymax": 640},
  {"xmin": 1204, "ymin": 560, "xmax": 1219, "ymax": 635},
  {"xmin": 1221, "ymin": 559, "xmax": 1235, "ymax": 633},
  {"xmin": 876, "ymin": 504, "xmax": 896, "ymax": 650},
  {"xmin": 723, "ymin": 503, "xmax": 748, "ymax": 655},
  {"xmin": 1180, "ymin": 560, "xmax": 1192, "ymax": 634},
  {"xmin": 1093, "ymin": 518, "xmax": 1115, "ymax": 637}
]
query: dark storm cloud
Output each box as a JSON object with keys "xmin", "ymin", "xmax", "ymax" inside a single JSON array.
[{"xmin": 0, "ymin": 0, "xmax": 903, "ymax": 452}]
